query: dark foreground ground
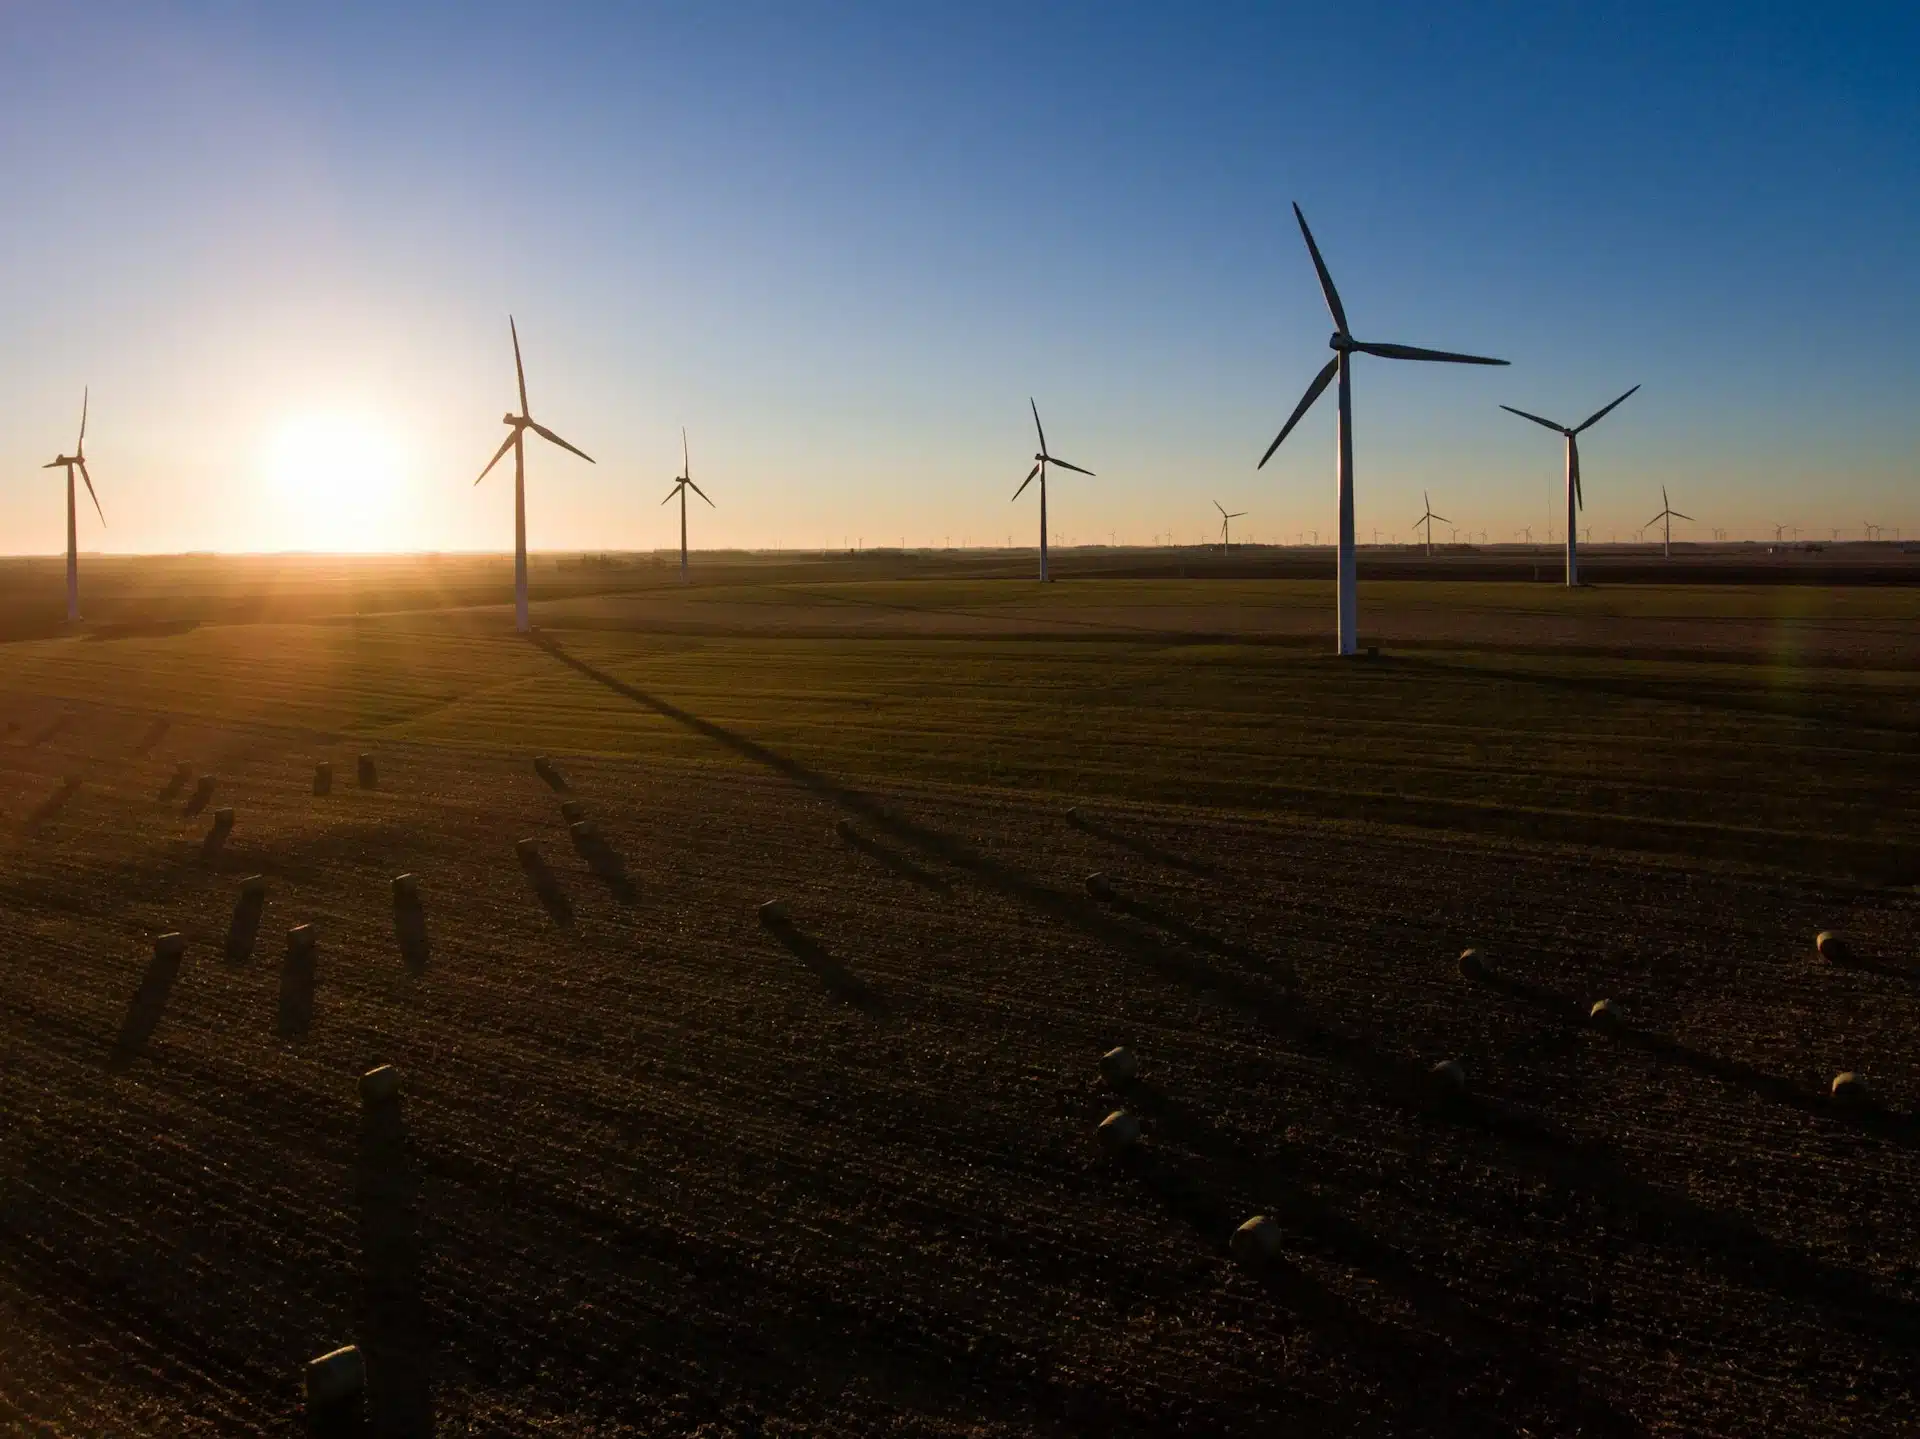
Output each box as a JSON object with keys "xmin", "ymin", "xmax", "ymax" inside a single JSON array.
[{"xmin": 0, "ymin": 565, "xmax": 1915, "ymax": 1436}]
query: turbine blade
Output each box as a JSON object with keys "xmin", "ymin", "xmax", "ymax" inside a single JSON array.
[
  {"xmin": 1291, "ymin": 202, "xmax": 1347, "ymax": 333},
  {"xmin": 661, "ymin": 484, "xmax": 680, "ymax": 505},
  {"xmin": 475, "ymin": 429, "xmax": 517, "ymax": 484},
  {"xmin": 1355, "ymin": 340, "xmax": 1507, "ymax": 365},
  {"xmin": 1012, "ymin": 463, "xmax": 1040, "ymax": 501},
  {"xmin": 1572, "ymin": 439, "xmax": 1583, "ymax": 509},
  {"xmin": 1030, "ymin": 397, "xmax": 1047, "ymax": 456},
  {"xmin": 688, "ymin": 479, "xmax": 715, "ymax": 507},
  {"xmin": 1215, "ymin": 500, "xmax": 1226, "ymax": 517},
  {"xmin": 78, "ymin": 459, "xmax": 104, "ymax": 525},
  {"xmin": 1670, "ymin": 511, "xmax": 1694, "ymax": 522},
  {"xmin": 1644, "ymin": 512, "xmax": 1664, "ymax": 530},
  {"xmin": 510, "ymin": 316, "xmax": 528, "ymax": 415},
  {"xmin": 1662, "ymin": 485, "xmax": 1670, "ymax": 510},
  {"xmin": 529, "ymin": 421, "xmax": 595, "ymax": 464},
  {"xmin": 1431, "ymin": 512, "xmax": 1451, "ymax": 524},
  {"xmin": 1500, "ymin": 404, "xmax": 1565, "ymax": 432},
  {"xmin": 1258, "ymin": 356, "xmax": 1338, "ymax": 468},
  {"xmin": 1049, "ymin": 457, "xmax": 1094, "ymax": 477},
  {"xmin": 1229, "ymin": 511, "xmax": 1246, "ymax": 519},
  {"xmin": 1574, "ymin": 383, "xmax": 1640, "ymax": 434},
  {"xmin": 78, "ymin": 386, "xmax": 88, "ymax": 448}
]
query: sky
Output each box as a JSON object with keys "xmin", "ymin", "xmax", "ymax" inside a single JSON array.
[{"xmin": 1, "ymin": 1, "xmax": 1916, "ymax": 555}]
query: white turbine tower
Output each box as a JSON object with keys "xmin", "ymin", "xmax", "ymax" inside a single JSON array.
[
  {"xmin": 474, "ymin": 318, "xmax": 595, "ymax": 633},
  {"xmin": 1011, "ymin": 399, "xmax": 1093, "ymax": 582},
  {"xmin": 1258, "ymin": 204, "xmax": 1508, "ymax": 654},
  {"xmin": 661, "ymin": 428, "xmax": 714, "ymax": 582},
  {"xmin": 1645, "ymin": 486, "xmax": 1693, "ymax": 559},
  {"xmin": 1414, "ymin": 491, "xmax": 1450, "ymax": 558},
  {"xmin": 1498, "ymin": 384, "xmax": 1638, "ymax": 586},
  {"xmin": 41, "ymin": 388, "xmax": 105, "ymax": 623},
  {"xmin": 1214, "ymin": 501, "xmax": 1246, "ymax": 554}
]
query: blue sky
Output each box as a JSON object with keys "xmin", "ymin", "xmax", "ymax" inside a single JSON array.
[{"xmin": 2, "ymin": 1, "xmax": 1915, "ymax": 553}]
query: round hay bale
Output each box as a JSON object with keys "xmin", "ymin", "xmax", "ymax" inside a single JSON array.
[
  {"xmin": 1098, "ymin": 1046, "xmax": 1139, "ymax": 1086},
  {"xmin": 1815, "ymin": 930, "xmax": 1848, "ymax": 965},
  {"xmin": 1097, "ymin": 1110, "xmax": 1142, "ymax": 1151},
  {"xmin": 1230, "ymin": 1214, "xmax": 1282, "ymax": 1265},
  {"xmin": 1457, "ymin": 948, "xmax": 1486, "ymax": 980},
  {"xmin": 359, "ymin": 1065, "xmax": 403, "ymax": 1104},
  {"xmin": 1084, "ymin": 872, "xmax": 1114, "ymax": 900},
  {"xmin": 1831, "ymin": 1071, "xmax": 1869, "ymax": 1104},
  {"xmin": 1588, "ymin": 998, "xmax": 1618, "ymax": 1026},
  {"xmin": 287, "ymin": 923, "xmax": 316, "ymax": 952},
  {"xmin": 1066, "ymin": 806, "xmax": 1080, "ymax": 821},
  {"xmin": 833, "ymin": 817, "xmax": 855, "ymax": 841},
  {"xmin": 514, "ymin": 838, "xmax": 542, "ymax": 863},
  {"xmin": 240, "ymin": 873, "xmax": 268, "ymax": 897},
  {"xmin": 1429, "ymin": 1059, "xmax": 1468, "ymax": 1095},
  {"xmin": 758, "ymin": 898, "xmax": 790, "ymax": 925},
  {"xmin": 154, "ymin": 932, "xmax": 185, "ymax": 960},
  {"xmin": 305, "ymin": 1345, "xmax": 365, "ymax": 1410},
  {"xmin": 569, "ymin": 819, "xmax": 599, "ymax": 843},
  {"xmin": 561, "ymin": 800, "xmax": 587, "ymax": 824},
  {"xmin": 391, "ymin": 873, "xmax": 419, "ymax": 901}
]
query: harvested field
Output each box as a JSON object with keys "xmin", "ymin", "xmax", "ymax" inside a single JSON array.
[{"xmin": 0, "ymin": 561, "xmax": 1915, "ymax": 1436}]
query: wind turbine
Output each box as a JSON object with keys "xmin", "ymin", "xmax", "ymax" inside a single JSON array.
[
  {"xmin": 661, "ymin": 428, "xmax": 714, "ymax": 582},
  {"xmin": 1214, "ymin": 501, "xmax": 1247, "ymax": 554},
  {"xmin": 42, "ymin": 388, "xmax": 105, "ymax": 623},
  {"xmin": 1413, "ymin": 491, "xmax": 1450, "ymax": 557},
  {"xmin": 1011, "ymin": 399, "xmax": 1092, "ymax": 582},
  {"xmin": 1258, "ymin": 203, "xmax": 1507, "ymax": 654},
  {"xmin": 1643, "ymin": 488, "xmax": 1693, "ymax": 558},
  {"xmin": 474, "ymin": 318, "xmax": 594, "ymax": 632},
  {"xmin": 1498, "ymin": 384, "xmax": 1638, "ymax": 587}
]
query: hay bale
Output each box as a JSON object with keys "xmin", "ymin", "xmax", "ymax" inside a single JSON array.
[
  {"xmin": 357, "ymin": 753, "xmax": 376, "ymax": 789},
  {"xmin": 833, "ymin": 817, "xmax": 856, "ymax": 842},
  {"xmin": 359, "ymin": 1065, "xmax": 403, "ymax": 1105},
  {"xmin": 1831, "ymin": 1071, "xmax": 1869, "ymax": 1104},
  {"xmin": 514, "ymin": 837, "xmax": 542, "ymax": 864},
  {"xmin": 305, "ymin": 1345, "xmax": 365, "ymax": 1412},
  {"xmin": 1097, "ymin": 1110, "xmax": 1142, "ymax": 1151},
  {"xmin": 1084, "ymin": 872, "xmax": 1114, "ymax": 900},
  {"xmin": 758, "ymin": 898, "xmax": 790, "ymax": 926},
  {"xmin": 241, "ymin": 873, "xmax": 268, "ymax": 897},
  {"xmin": 1230, "ymin": 1214, "xmax": 1282, "ymax": 1264},
  {"xmin": 201, "ymin": 808, "xmax": 235, "ymax": 860},
  {"xmin": 1588, "ymin": 998, "xmax": 1618, "ymax": 1026},
  {"xmin": 392, "ymin": 873, "xmax": 419, "ymax": 902},
  {"xmin": 534, "ymin": 755, "xmax": 568, "ymax": 791},
  {"xmin": 1458, "ymin": 948, "xmax": 1486, "ymax": 980},
  {"xmin": 155, "ymin": 932, "xmax": 186, "ymax": 961},
  {"xmin": 569, "ymin": 818, "xmax": 599, "ymax": 847},
  {"xmin": 312, "ymin": 760, "xmax": 332, "ymax": 796},
  {"xmin": 1066, "ymin": 807, "xmax": 1080, "ymax": 822},
  {"xmin": 1099, "ymin": 1046, "xmax": 1139, "ymax": 1086},
  {"xmin": 288, "ymin": 923, "xmax": 317, "ymax": 953},
  {"xmin": 560, "ymin": 800, "xmax": 587, "ymax": 824},
  {"xmin": 1815, "ymin": 930, "xmax": 1848, "ymax": 965},
  {"xmin": 1429, "ymin": 1059, "xmax": 1468, "ymax": 1094}
]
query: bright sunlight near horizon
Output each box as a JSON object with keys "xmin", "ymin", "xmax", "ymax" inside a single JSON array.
[{"xmin": 264, "ymin": 413, "xmax": 411, "ymax": 553}]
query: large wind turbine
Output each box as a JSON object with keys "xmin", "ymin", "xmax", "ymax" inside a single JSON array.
[
  {"xmin": 1645, "ymin": 486, "xmax": 1693, "ymax": 559},
  {"xmin": 474, "ymin": 318, "xmax": 594, "ymax": 632},
  {"xmin": 661, "ymin": 427, "xmax": 713, "ymax": 582},
  {"xmin": 1413, "ymin": 491, "xmax": 1450, "ymax": 558},
  {"xmin": 1214, "ymin": 501, "xmax": 1247, "ymax": 554},
  {"xmin": 1012, "ymin": 399, "xmax": 1092, "ymax": 582},
  {"xmin": 1258, "ymin": 204, "xmax": 1508, "ymax": 654},
  {"xmin": 1498, "ymin": 384, "xmax": 1638, "ymax": 586},
  {"xmin": 42, "ymin": 388, "xmax": 105, "ymax": 623}
]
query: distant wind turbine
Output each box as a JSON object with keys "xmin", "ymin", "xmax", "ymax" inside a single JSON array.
[
  {"xmin": 1214, "ymin": 501, "xmax": 1247, "ymax": 554},
  {"xmin": 1498, "ymin": 384, "xmax": 1638, "ymax": 587},
  {"xmin": 1644, "ymin": 487, "xmax": 1693, "ymax": 558},
  {"xmin": 661, "ymin": 428, "xmax": 714, "ymax": 582},
  {"xmin": 1772, "ymin": 523, "xmax": 1788, "ymax": 543},
  {"xmin": 1414, "ymin": 492, "xmax": 1450, "ymax": 557},
  {"xmin": 1012, "ymin": 399, "xmax": 1093, "ymax": 582},
  {"xmin": 1257, "ymin": 203, "xmax": 1507, "ymax": 654},
  {"xmin": 42, "ymin": 388, "xmax": 105, "ymax": 623},
  {"xmin": 474, "ymin": 318, "xmax": 595, "ymax": 632}
]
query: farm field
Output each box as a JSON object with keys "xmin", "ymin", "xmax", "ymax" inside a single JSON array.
[{"xmin": 0, "ymin": 561, "xmax": 1917, "ymax": 1436}]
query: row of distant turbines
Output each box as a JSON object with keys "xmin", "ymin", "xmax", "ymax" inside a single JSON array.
[{"xmin": 28, "ymin": 203, "xmax": 1898, "ymax": 647}]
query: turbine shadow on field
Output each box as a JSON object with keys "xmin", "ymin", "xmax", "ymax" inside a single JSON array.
[
  {"xmin": 132, "ymin": 716, "xmax": 170, "ymax": 757},
  {"xmin": 531, "ymin": 637, "xmax": 1918, "ymax": 1340},
  {"xmin": 834, "ymin": 819, "xmax": 952, "ymax": 894},
  {"xmin": 356, "ymin": 1098, "xmax": 434, "ymax": 1438},
  {"xmin": 1067, "ymin": 809, "xmax": 1215, "ymax": 875},
  {"xmin": 763, "ymin": 916, "xmax": 887, "ymax": 1015},
  {"xmin": 25, "ymin": 776, "xmax": 80, "ymax": 833}
]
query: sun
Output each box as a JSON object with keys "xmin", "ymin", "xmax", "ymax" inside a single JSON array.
[{"xmin": 265, "ymin": 412, "xmax": 410, "ymax": 552}]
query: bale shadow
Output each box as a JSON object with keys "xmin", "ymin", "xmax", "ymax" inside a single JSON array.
[
  {"xmin": 158, "ymin": 763, "xmax": 192, "ymax": 804},
  {"xmin": 516, "ymin": 842, "xmax": 574, "ymax": 927},
  {"xmin": 762, "ymin": 916, "xmax": 887, "ymax": 1015},
  {"xmin": 132, "ymin": 717, "xmax": 170, "ymax": 758},
  {"xmin": 183, "ymin": 775, "xmax": 216, "ymax": 817},
  {"xmin": 30, "ymin": 713, "xmax": 72, "ymax": 748},
  {"xmin": 201, "ymin": 809, "xmax": 235, "ymax": 864},
  {"xmin": 568, "ymin": 824, "xmax": 636, "ymax": 904},
  {"xmin": 356, "ymin": 1097, "xmax": 434, "ymax": 1437},
  {"xmin": 111, "ymin": 940, "xmax": 186, "ymax": 1067},
  {"xmin": 834, "ymin": 819, "xmax": 952, "ymax": 895},
  {"xmin": 279, "ymin": 933, "xmax": 318, "ymax": 1037},
  {"xmin": 227, "ymin": 884, "xmax": 266, "ymax": 964},
  {"xmin": 25, "ymin": 777, "xmax": 80, "ymax": 833},
  {"xmin": 534, "ymin": 755, "xmax": 569, "ymax": 793},
  {"xmin": 393, "ymin": 889, "xmax": 430, "ymax": 976},
  {"xmin": 1068, "ymin": 809, "xmax": 1215, "ymax": 875}
]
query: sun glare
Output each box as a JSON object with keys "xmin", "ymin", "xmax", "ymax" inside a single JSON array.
[{"xmin": 265, "ymin": 413, "xmax": 410, "ymax": 552}]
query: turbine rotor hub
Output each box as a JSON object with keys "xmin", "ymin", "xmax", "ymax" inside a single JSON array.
[{"xmin": 1329, "ymin": 331, "xmax": 1351, "ymax": 351}]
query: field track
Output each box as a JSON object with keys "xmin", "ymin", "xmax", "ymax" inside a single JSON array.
[{"xmin": 0, "ymin": 574, "xmax": 1916, "ymax": 1435}]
